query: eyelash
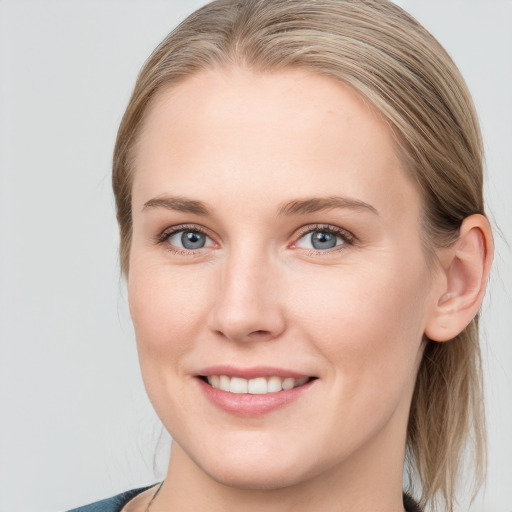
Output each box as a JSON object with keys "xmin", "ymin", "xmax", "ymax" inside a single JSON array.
[{"xmin": 155, "ymin": 223, "xmax": 356, "ymax": 255}]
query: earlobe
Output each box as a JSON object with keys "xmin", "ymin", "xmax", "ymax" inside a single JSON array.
[{"xmin": 425, "ymin": 214, "xmax": 493, "ymax": 342}]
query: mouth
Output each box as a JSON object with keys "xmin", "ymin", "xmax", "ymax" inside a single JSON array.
[
  {"xmin": 196, "ymin": 366, "xmax": 318, "ymax": 415},
  {"xmin": 198, "ymin": 375, "xmax": 317, "ymax": 395}
]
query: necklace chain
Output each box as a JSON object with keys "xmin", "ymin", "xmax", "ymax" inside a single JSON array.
[{"xmin": 145, "ymin": 481, "xmax": 164, "ymax": 512}]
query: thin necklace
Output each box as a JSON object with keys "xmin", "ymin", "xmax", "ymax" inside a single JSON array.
[{"xmin": 145, "ymin": 481, "xmax": 164, "ymax": 512}]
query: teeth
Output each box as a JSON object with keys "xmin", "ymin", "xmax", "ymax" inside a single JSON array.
[
  {"xmin": 282, "ymin": 377, "xmax": 295, "ymax": 390},
  {"xmin": 205, "ymin": 375, "xmax": 310, "ymax": 394},
  {"xmin": 230, "ymin": 377, "xmax": 248, "ymax": 394},
  {"xmin": 267, "ymin": 376, "xmax": 282, "ymax": 393},
  {"xmin": 248, "ymin": 377, "xmax": 267, "ymax": 394},
  {"xmin": 219, "ymin": 375, "xmax": 230, "ymax": 391}
]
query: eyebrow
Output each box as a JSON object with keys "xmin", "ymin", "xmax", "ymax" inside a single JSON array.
[
  {"xmin": 142, "ymin": 196, "xmax": 211, "ymax": 215},
  {"xmin": 142, "ymin": 195, "xmax": 378, "ymax": 216},
  {"xmin": 277, "ymin": 196, "xmax": 379, "ymax": 216}
]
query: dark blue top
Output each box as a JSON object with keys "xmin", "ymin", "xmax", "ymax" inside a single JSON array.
[
  {"xmin": 66, "ymin": 486, "xmax": 422, "ymax": 512},
  {"xmin": 65, "ymin": 485, "xmax": 156, "ymax": 512}
]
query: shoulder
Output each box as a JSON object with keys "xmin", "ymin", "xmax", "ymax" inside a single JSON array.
[{"xmin": 65, "ymin": 485, "xmax": 156, "ymax": 512}]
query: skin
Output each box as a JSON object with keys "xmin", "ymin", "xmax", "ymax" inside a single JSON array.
[{"xmin": 125, "ymin": 66, "xmax": 465, "ymax": 512}]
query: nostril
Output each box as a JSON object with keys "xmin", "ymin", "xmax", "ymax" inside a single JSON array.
[{"xmin": 249, "ymin": 330, "xmax": 271, "ymax": 338}]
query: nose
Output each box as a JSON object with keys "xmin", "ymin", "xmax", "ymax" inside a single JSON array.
[{"xmin": 207, "ymin": 250, "xmax": 286, "ymax": 343}]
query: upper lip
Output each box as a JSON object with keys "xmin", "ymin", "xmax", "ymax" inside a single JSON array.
[{"xmin": 198, "ymin": 365, "xmax": 314, "ymax": 379}]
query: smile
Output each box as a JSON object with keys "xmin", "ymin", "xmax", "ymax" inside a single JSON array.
[
  {"xmin": 197, "ymin": 368, "xmax": 318, "ymax": 416},
  {"xmin": 203, "ymin": 375, "xmax": 311, "ymax": 394}
]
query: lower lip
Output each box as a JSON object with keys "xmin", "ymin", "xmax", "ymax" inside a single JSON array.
[{"xmin": 197, "ymin": 377, "xmax": 316, "ymax": 417}]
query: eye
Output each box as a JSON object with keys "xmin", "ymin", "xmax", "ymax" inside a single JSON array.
[
  {"xmin": 159, "ymin": 226, "xmax": 215, "ymax": 252},
  {"xmin": 294, "ymin": 225, "xmax": 353, "ymax": 252},
  {"xmin": 169, "ymin": 230, "xmax": 207, "ymax": 250}
]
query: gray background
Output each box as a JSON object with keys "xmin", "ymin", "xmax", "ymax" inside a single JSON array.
[{"xmin": 0, "ymin": 1, "xmax": 510, "ymax": 511}]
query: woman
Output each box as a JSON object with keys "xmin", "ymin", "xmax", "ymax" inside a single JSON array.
[{"xmin": 68, "ymin": 0, "xmax": 493, "ymax": 510}]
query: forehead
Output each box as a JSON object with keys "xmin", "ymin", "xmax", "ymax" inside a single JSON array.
[{"xmin": 132, "ymin": 66, "xmax": 420, "ymax": 220}]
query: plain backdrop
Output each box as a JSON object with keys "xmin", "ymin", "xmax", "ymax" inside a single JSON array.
[{"xmin": 0, "ymin": 1, "xmax": 510, "ymax": 511}]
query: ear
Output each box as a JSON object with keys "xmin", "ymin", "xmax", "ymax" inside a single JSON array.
[{"xmin": 425, "ymin": 214, "xmax": 493, "ymax": 342}]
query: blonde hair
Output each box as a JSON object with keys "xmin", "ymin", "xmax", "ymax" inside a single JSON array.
[{"xmin": 113, "ymin": 1, "xmax": 486, "ymax": 509}]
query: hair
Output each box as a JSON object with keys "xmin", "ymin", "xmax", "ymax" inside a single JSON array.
[{"xmin": 112, "ymin": 0, "xmax": 487, "ymax": 510}]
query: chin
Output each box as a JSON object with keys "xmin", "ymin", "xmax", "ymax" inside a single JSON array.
[
  {"xmin": 185, "ymin": 438, "xmax": 325, "ymax": 492},
  {"xmin": 202, "ymin": 459, "xmax": 310, "ymax": 491}
]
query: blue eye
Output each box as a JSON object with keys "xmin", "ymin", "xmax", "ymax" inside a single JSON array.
[
  {"xmin": 295, "ymin": 227, "xmax": 351, "ymax": 251},
  {"xmin": 165, "ymin": 228, "xmax": 213, "ymax": 251},
  {"xmin": 309, "ymin": 231, "xmax": 337, "ymax": 250}
]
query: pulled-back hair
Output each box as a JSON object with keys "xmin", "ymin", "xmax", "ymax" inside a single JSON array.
[{"xmin": 113, "ymin": 1, "xmax": 487, "ymax": 509}]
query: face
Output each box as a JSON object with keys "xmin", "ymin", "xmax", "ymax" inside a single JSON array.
[{"xmin": 128, "ymin": 67, "xmax": 440, "ymax": 489}]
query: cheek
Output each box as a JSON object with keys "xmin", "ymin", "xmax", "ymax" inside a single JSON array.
[
  {"xmin": 127, "ymin": 263, "xmax": 213, "ymax": 366},
  {"xmin": 292, "ymin": 258, "xmax": 429, "ymax": 392},
  {"xmin": 127, "ymin": 263, "xmax": 218, "ymax": 427},
  {"xmin": 286, "ymin": 259, "xmax": 430, "ymax": 451}
]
